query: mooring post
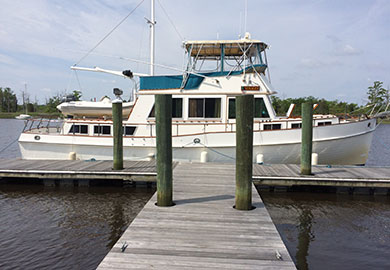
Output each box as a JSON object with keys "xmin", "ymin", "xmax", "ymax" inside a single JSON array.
[
  {"xmin": 235, "ymin": 94, "xmax": 254, "ymax": 210},
  {"xmin": 112, "ymin": 99, "xmax": 123, "ymax": 170},
  {"xmin": 155, "ymin": 94, "xmax": 173, "ymax": 206},
  {"xmin": 301, "ymin": 102, "xmax": 313, "ymax": 175}
]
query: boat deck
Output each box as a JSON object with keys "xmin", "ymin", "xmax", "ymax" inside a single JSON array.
[{"xmin": 97, "ymin": 162, "xmax": 296, "ymax": 269}]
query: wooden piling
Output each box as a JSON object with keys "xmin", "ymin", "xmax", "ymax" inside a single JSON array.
[
  {"xmin": 155, "ymin": 94, "xmax": 173, "ymax": 206},
  {"xmin": 112, "ymin": 100, "xmax": 123, "ymax": 170},
  {"xmin": 301, "ymin": 102, "xmax": 313, "ymax": 175},
  {"xmin": 235, "ymin": 95, "xmax": 254, "ymax": 210}
]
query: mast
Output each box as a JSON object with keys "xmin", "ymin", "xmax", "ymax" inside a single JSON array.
[{"xmin": 150, "ymin": 0, "xmax": 155, "ymax": 75}]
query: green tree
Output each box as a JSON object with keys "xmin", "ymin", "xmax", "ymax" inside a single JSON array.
[
  {"xmin": 45, "ymin": 93, "xmax": 62, "ymax": 113},
  {"xmin": 367, "ymin": 81, "xmax": 386, "ymax": 107},
  {"xmin": 72, "ymin": 90, "xmax": 82, "ymax": 101},
  {"xmin": 0, "ymin": 87, "xmax": 18, "ymax": 112}
]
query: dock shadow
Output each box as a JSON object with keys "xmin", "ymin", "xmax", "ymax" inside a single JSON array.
[
  {"xmin": 313, "ymin": 169, "xmax": 347, "ymax": 175},
  {"xmin": 174, "ymin": 194, "xmax": 234, "ymax": 205}
]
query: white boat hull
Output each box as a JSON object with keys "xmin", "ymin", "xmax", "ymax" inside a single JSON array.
[{"xmin": 19, "ymin": 119, "xmax": 376, "ymax": 165}]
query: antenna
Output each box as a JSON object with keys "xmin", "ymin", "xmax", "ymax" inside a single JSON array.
[
  {"xmin": 149, "ymin": 0, "xmax": 156, "ymax": 75},
  {"xmin": 239, "ymin": 11, "xmax": 242, "ymax": 38},
  {"xmin": 244, "ymin": 0, "xmax": 247, "ymax": 34}
]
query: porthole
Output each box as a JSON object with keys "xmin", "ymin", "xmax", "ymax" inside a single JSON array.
[{"xmin": 34, "ymin": 135, "xmax": 41, "ymax": 140}]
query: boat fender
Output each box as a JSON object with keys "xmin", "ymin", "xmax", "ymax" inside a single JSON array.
[
  {"xmin": 69, "ymin": 152, "xmax": 76, "ymax": 160},
  {"xmin": 147, "ymin": 153, "xmax": 155, "ymax": 161},
  {"xmin": 256, "ymin": 154, "xmax": 264, "ymax": 164},
  {"xmin": 312, "ymin": 153, "xmax": 318, "ymax": 165},
  {"xmin": 200, "ymin": 151, "xmax": 208, "ymax": 163},
  {"xmin": 193, "ymin": 138, "xmax": 200, "ymax": 144}
]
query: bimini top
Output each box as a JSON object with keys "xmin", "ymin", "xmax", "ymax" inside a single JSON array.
[{"xmin": 184, "ymin": 36, "xmax": 268, "ymax": 59}]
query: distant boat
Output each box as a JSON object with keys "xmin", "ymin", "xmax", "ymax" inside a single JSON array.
[
  {"xmin": 56, "ymin": 96, "xmax": 133, "ymax": 118},
  {"xmin": 15, "ymin": 114, "xmax": 32, "ymax": 120}
]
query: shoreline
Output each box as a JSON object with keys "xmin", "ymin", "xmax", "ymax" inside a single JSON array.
[{"xmin": 0, "ymin": 112, "xmax": 62, "ymax": 119}]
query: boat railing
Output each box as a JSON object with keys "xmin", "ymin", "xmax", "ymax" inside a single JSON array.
[{"xmin": 22, "ymin": 117, "xmax": 64, "ymax": 134}]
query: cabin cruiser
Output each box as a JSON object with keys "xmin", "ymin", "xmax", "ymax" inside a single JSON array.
[{"xmin": 18, "ymin": 34, "xmax": 376, "ymax": 165}]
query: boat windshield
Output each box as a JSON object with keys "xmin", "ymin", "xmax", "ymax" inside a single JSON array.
[{"xmin": 183, "ymin": 37, "xmax": 269, "ymax": 75}]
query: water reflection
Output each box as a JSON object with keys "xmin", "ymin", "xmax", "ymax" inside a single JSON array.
[
  {"xmin": 260, "ymin": 191, "xmax": 390, "ymax": 270},
  {"xmin": 0, "ymin": 185, "xmax": 154, "ymax": 270},
  {"xmin": 296, "ymin": 208, "xmax": 314, "ymax": 270}
]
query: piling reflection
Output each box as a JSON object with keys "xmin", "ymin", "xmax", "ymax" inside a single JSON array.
[
  {"xmin": 296, "ymin": 208, "xmax": 314, "ymax": 270},
  {"xmin": 260, "ymin": 190, "xmax": 390, "ymax": 270},
  {"xmin": 108, "ymin": 201, "xmax": 126, "ymax": 248}
]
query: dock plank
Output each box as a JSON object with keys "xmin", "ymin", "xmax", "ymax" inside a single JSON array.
[{"xmin": 97, "ymin": 162, "xmax": 296, "ymax": 269}]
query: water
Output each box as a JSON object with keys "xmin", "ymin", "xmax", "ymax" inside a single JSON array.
[
  {"xmin": 0, "ymin": 119, "xmax": 155, "ymax": 269},
  {"xmin": 260, "ymin": 192, "xmax": 390, "ymax": 270},
  {"xmin": 0, "ymin": 119, "xmax": 389, "ymax": 269},
  {"xmin": 260, "ymin": 124, "xmax": 390, "ymax": 270},
  {"xmin": 0, "ymin": 185, "xmax": 154, "ymax": 270},
  {"xmin": 0, "ymin": 119, "xmax": 25, "ymax": 159}
]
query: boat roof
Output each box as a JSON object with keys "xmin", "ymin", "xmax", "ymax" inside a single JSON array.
[{"xmin": 184, "ymin": 38, "xmax": 268, "ymax": 58}]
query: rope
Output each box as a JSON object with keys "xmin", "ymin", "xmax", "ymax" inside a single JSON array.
[
  {"xmin": 74, "ymin": 70, "xmax": 83, "ymax": 91},
  {"xmin": 75, "ymin": 0, "xmax": 146, "ymax": 65},
  {"xmin": 0, "ymin": 138, "xmax": 19, "ymax": 155},
  {"xmin": 157, "ymin": 0, "xmax": 184, "ymax": 41}
]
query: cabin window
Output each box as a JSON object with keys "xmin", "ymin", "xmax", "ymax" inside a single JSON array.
[
  {"xmin": 189, "ymin": 98, "xmax": 221, "ymax": 118},
  {"xmin": 123, "ymin": 126, "xmax": 136, "ymax": 136},
  {"xmin": 263, "ymin": 123, "xmax": 281, "ymax": 130},
  {"xmin": 318, "ymin": 121, "xmax": 332, "ymax": 126},
  {"xmin": 148, "ymin": 98, "xmax": 183, "ymax": 118},
  {"xmin": 94, "ymin": 125, "xmax": 111, "ymax": 135},
  {"xmin": 228, "ymin": 99, "xmax": 236, "ymax": 119},
  {"xmin": 228, "ymin": 98, "xmax": 269, "ymax": 119},
  {"xmin": 254, "ymin": 98, "xmax": 270, "ymax": 118},
  {"xmin": 69, "ymin": 124, "xmax": 88, "ymax": 134},
  {"xmin": 291, "ymin": 123, "xmax": 302, "ymax": 129}
]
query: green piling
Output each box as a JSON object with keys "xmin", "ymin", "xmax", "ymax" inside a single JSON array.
[
  {"xmin": 235, "ymin": 94, "xmax": 254, "ymax": 210},
  {"xmin": 112, "ymin": 100, "xmax": 123, "ymax": 170},
  {"xmin": 155, "ymin": 94, "xmax": 173, "ymax": 207},
  {"xmin": 301, "ymin": 102, "xmax": 313, "ymax": 175}
]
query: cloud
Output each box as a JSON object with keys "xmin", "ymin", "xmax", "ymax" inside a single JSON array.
[
  {"xmin": 0, "ymin": 0, "xmax": 389, "ymax": 105},
  {"xmin": 299, "ymin": 58, "xmax": 342, "ymax": 69},
  {"xmin": 341, "ymin": 44, "xmax": 361, "ymax": 55},
  {"xmin": 0, "ymin": 53, "xmax": 15, "ymax": 65},
  {"xmin": 41, "ymin": 88, "xmax": 52, "ymax": 93}
]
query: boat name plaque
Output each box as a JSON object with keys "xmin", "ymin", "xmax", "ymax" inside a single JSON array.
[{"xmin": 241, "ymin": 86, "xmax": 260, "ymax": 91}]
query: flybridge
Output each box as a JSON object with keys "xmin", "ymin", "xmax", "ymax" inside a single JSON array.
[{"xmin": 139, "ymin": 34, "xmax": 270, "ymax": 91}]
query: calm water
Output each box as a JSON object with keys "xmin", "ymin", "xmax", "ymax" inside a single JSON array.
[
  {"xmin": 0, "ymin": 119, "xmax": 155, "ymax": 269},
  {"xmin": 260, "ymin": 123, "xmax": 390, "ymax": 270},
  {"xmin": 0, "ymin": 119, "xmax": 389, "ymax": 269}
]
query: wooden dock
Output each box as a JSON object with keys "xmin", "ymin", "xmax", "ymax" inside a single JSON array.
[
  {"xmin": 97, "ymin": 162, "xmax": 296, "ymax": 269},
  {"xmin": 0, "ymin": 159, "xmax": 157, "ymax": 182},
  {"xmin": 1, "ymin": 159, "xmax": 390, "ymax": 188},
  {"xmin": 253, "ymin": 164, "xmax": 390, "ymax": 188}
]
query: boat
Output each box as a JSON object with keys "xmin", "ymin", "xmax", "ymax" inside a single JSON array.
[
  {"xmin": 57, "ymin": 96, "xmax": 134, "ymax": 118},
  {"xmin": 15, "ymin": 114, "xmax": 32, "ymax": 120},
  {"xmin": 18, "ymin": 3, "xmax": 377, "ymax": 165}
]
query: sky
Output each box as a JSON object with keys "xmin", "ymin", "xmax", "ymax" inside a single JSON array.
[{"xmin": 0, "ymin": 0, "xmax": 389, "ymax": 105}]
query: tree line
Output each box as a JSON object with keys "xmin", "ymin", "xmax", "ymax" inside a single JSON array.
[
  {"xmin": 0, "ymin": 87, "xmax": 82, "ymax": 114},
  {"xmin": 272, "ymin": 80, "xmax": 389, "ymax": 117}
]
